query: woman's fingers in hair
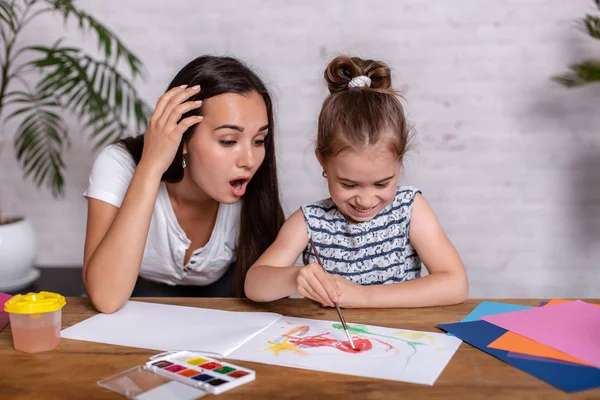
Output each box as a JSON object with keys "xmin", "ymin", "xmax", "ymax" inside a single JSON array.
[
  {"xmin": 139, "ymin": 85, "xmax": 202, "ymax": 175},
  {"xmin": 164, "ymin": 100, "xmax": 203, "ymax": 132},
  {"xmin": 174, "ymin": 116, "xmax": 203, "ymax": 137},
  {"xmin": 160, "ymin": 85, "xmax": 201, "ymax": 126},
  {"xmin": 152, "ymin": 85, "xmax": 188, "ymax": 124}
]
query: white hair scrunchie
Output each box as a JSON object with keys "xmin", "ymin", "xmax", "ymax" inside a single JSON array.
[{"xmin": 348, "ymin": 75, "xmax": 371, "ymax": 88}]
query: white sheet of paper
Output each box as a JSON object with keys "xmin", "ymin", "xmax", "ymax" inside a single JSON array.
[
  {"xmin": 60, "ymin": 300, "xmax": 281, "ymax": 356},
  {"xmin": 227, "ymin": 316, "xmax": 462, "ymax": 386}
]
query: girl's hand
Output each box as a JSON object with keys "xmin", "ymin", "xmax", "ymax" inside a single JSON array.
[
  {"xmin": 296, "ymin": 263, "xmax": 341, "ymax": 307},
  {"xmin": 139, "ymin": 85, "xmax": 204, "ymax": 176},
  {"xmin": 332, "ymin": 275, "xmax": 367, "ymax": 308}
]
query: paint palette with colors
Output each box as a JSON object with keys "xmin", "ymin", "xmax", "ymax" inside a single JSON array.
[
  {"xmin": 145, "ymin": 351, "xmax": 255, "ymax": 395},
  {"xmin": 97, "ymin": 351, "xmax": 255, "ymax": 398}
]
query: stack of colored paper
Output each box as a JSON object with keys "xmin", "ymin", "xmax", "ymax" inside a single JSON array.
[{"xmin": 438, "ymin": 299, "xmax": 600, "ymax": 393}]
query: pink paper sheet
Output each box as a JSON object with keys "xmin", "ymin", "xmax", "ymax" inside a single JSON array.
[
  {"xmin": 0, "ymin": 292, "xmax": 13, "ymax": 332},
  {"xmin": 482, "ymin": 300, "xmax": 600, "ymax": 369}
]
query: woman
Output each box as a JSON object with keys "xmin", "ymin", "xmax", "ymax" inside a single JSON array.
[{"xmin": 83, "ymin": 56, "xmax": 284, "ymax": 313}]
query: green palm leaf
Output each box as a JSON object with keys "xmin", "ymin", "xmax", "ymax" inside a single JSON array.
[
  {"xmin": 28, "ymin": 43, "xmax": 151, "ymax": 149},
  {"xmin": 0, "ymin": 0, "xmax": 150, "ymax": 198},
  {"xmin": 6, "ymin": 90, "xmax": 68, "ymax": 197},
  {"xmin": 552, "ymin": 61, "xmax": 600, "ymax": 87},
  {"xmin": 580, "ymin": 15, "xmax": 600, "ymax": 40},
  {"xmin": 0, "ymin": 1, "xmax": 18, "ymax": 31},
  {"xmin": 42, "ymin": 0, "xmax": 143, "ymax": 76},
  {"xmin": 553, "ymin": 3, "xmax": 600, "ymax": 89}
]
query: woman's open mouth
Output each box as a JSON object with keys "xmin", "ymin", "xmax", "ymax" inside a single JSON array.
[{"xmin": 229, "ymin": 177, "xmax": 250, "ymax": 197}]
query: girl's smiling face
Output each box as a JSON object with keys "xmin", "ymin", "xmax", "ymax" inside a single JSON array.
[{"xmin": 320, "ymin": 143, "xmax": 400, "ymax": 223}]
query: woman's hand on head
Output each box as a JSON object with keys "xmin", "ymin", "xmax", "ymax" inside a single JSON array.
[{"xmin": 139, "ymin": 85, "xmax": 204, "ymax": 176}]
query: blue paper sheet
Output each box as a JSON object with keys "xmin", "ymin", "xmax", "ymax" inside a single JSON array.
[
  {"xmin": 446, "ymin": 301, "xmax": 533, "ymax": 337},
  {"xmin": 438, "ymin": 320, "xmax": 600, "ymax": 393},
  {"xmin": 459, "ymin": 301, "xmax": 533, "ymax": 323}
]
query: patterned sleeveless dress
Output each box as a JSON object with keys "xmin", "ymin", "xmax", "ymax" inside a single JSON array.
[{"xmin": 301, "ymin": 186, "xmax": 422, "ymax": 285}]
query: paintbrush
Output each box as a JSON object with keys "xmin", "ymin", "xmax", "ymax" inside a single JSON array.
[{"xmin": 309, "ymin": 238, "xmax": 356, "ymax": 350}]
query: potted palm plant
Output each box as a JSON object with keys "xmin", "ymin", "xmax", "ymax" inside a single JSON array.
[
  {"xmin": 552, "ymin": 0, "xmax": 600, "ymax": 87},
  {"xmin": 0, "ymin": 0, "xmax": 151, "ymax": 291}
]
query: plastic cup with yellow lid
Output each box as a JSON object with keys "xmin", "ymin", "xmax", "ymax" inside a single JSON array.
[{"xmin": 4, "ymin": 291, "xmax": 66, "ymax": 353}]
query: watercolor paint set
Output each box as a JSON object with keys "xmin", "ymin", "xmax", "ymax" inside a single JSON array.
[
  {"xmin": 145, "ymin": 351, "xmax": 255, "ymax": 394},
  {"xmin": 98, "ymin": 351, "xmax": 255, "ymax": 398}
]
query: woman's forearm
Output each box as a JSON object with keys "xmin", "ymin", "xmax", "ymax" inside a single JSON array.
[{"xmin": 84, "ymin": 163, "xmax": 163, "ymax": 313}]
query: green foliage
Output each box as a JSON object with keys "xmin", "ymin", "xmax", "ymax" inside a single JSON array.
[
  {"xmin": 0, "ymin": 0, "xmax": 151, "ymax": 197},
  {"xmin": 552, "ymin": 3, "xmax": 600, "ymax": 88}
]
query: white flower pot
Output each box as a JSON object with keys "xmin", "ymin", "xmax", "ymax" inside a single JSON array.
[{"xmin": 0, "ymin": 217, "xmax": 39, "ymax": 292}]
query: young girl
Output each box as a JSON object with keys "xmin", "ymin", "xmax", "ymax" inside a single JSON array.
[
  {"xmin": 83, "ymin": 56, "xmax": 284, "ymax": 313},
  {"xmin": 244, "ymin": 55, "xmax": 467, "ymax": 308}
]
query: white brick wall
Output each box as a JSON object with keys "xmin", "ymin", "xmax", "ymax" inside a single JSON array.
[{"xmin": 1, "ymin": 0, "xmax": 599, "ymax": 297}]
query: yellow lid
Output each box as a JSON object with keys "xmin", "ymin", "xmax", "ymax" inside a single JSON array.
[{"xmin": 4, "ymin": 291, "xmax": 66, "ymax": 314}]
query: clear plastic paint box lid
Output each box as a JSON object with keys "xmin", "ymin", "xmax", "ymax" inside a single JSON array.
[
  {"xmin": 97, "ymin": 365, "xmax": 207, "ymax": 400},
  {"xmin": 97, "ymin": 350, "xmax": 255, "ymax": 399}
]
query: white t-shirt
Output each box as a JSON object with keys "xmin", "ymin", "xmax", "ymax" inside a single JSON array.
[{"xmin": 83, "ymin": 144, "xmax": 241, "ymax": 286}]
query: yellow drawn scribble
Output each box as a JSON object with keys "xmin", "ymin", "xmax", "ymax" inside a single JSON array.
[
  {"xmin": 259, "ymin": 337, "xmax": 306, "ymax": 356},
  {"xmin": 396, "ymin": 331, "xmax": 444, "ymax": 352},
  {"xmin": 396, "ymin": 331, "xmax": 437, "ymax": 345}
]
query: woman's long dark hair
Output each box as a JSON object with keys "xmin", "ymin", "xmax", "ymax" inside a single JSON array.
[{"xmin": 119, "ymin": 56, "xmax": 284, "ymax": 297}]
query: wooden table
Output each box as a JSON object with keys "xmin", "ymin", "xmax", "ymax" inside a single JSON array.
[{"xmin": 1, "ymin": 298, "xmax": 599, "ymax": 399}]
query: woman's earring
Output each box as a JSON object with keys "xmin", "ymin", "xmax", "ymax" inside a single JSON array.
[
  {"xmin": 322, "ymin": 171, "xmax": 327, "ymax": 178},
  {"xmin": 182, "ymin": 157, "xmax": 187, "ymax": 169}
]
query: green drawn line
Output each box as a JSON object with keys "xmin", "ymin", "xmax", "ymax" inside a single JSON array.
[{"xmin": 332, "ymin": 323, "xmax": 426, "ymax": 369}]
